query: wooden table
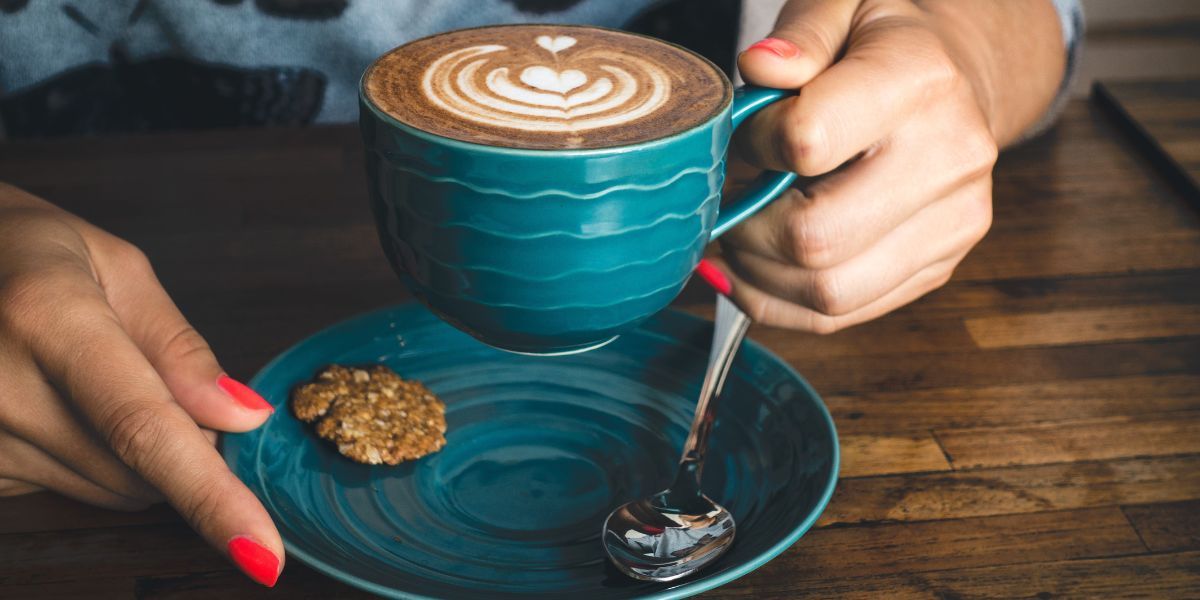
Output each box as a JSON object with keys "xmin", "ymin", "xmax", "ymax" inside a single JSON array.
[
  {"xmin": 1093, "ymin": 79, "xmax": 1200, "ymax": 199},
  {"xmin": 2, "ymin": 89, "xmax": 1199, "ymax": 598}
]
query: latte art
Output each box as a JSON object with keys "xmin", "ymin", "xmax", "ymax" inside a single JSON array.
[
  {"xmin": 365, "ymin": 26, "xmax": 730, "ymax": 149},
  {"xmin": 422, "ymin": 35, "xmax": 671, "ymax": 135}
]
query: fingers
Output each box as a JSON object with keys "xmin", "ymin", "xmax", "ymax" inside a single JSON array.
[
  {"xmin": 0, "ymin": 478, "xmax": 42, "ymax": 497},
  {"xmin": 713, "ymin": 253, "xmax": 961, "ymax": 334},
  {"xmin": 93, "ymin": 239, "xmax": 273, "ymax": 433},
  {"xmin": 26, "ymin": 280, "xmax": 283, "ymax": 587},
  {"xmin": 7, "ymin": 410, "xmax": 163, "ymax": 503},
  {"xmin": 738, "ymin": 0, "xmax": 860, "ymax": 89},
  {"xmin": 0, "ymin": 432, "xmax": 151, "ymax": 511},
  {"xmin": 722, "ymin": 110, "xmax": 997, "ymax": 269},
  {"xmin": 735, "ymin": 2, "xmax": 963, "ymax": 176},
  {"xmin": 0, "ymin": 346, "xmax": 163, "ymax": 502},
  {"xmin": 723, "ymin": 178, "xmax": 991, "ymax": 317}
]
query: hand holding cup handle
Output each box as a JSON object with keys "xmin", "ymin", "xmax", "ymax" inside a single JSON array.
[
  {"xmin": 708, "ymin": 87, "xmax": 799, "ymax": 241},
  {"xmin": 695, "ymin": 87, "xmax": 796, "ymax": 305}
]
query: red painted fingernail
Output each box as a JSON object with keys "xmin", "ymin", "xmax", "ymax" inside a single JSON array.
[
  {"xmin": 228, "ymin": 536, "xmax": 280, "ymax": 587},
  {"xmin": 695, "ymin": 259, "xmax": 733, "ymax": 296},
  {"xmin": 217, "ymin": 375, "xmax": 273, "ymax": 412},
  {"xmin": 746, "ymin": 38, "xmax": 800, "ymax": 59}
]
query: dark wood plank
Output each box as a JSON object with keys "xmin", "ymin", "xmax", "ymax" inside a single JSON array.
[
  {"xmin": 133, "ymin": 567, "xmax": 374, "ymax": 599},
  {"xmin": 904, "ymin": 552, "xmax": 1200, "ymax": 600},
  {"xmin": 2, "ymin": 508, "xmax": 1139, "ymax": 589},
  {"xmin": 899, "ymin": 270, "xmax": 1200, "ymax": 320},
  {"xmin": 936, "ymin": 411, "xmax": 1200, "ymax": 468},
  {"xmin": 1123, "ymin": 500, "xmax": 1200, "ymax": 552},
  {"xmin": 0, "ymin": 492, "xmax": 178, "ymax": 535},
  {"xmin": 724, "ymin": 507, "xmax": 1144, "ymax": 587},
  {"xmin": 1094, "ymin": 79, "xmax": 1200, "ymax": 196},
  {"xmin": 0, "ymin": 577, "xmax": 135, "ymax": 599},
  {"xmin": 706, "ymin": 551, "xmax": 1200, "ymax": 600},
  {"xmin": 704, "ymin": 271, "xmax": 1200, "ymax": 363},
  {"xmin": 964, "ymin": 305, "xmax": 1200, "ymax": 349},
  {"xmin": 0, "ymin": 523, "xmax": 226, "ymax": 586},
  {"xmin": 822, "ymin": 455, "xmax": 1200, "ymax": 526},
  {"xmin": 958, "ymin": 226, "xmax": 1200, "ymax": 281},
  {"xmin": 0, "ymin": 564, "xmax": 374, "ymax": 599},
  {"xmin": 957, "ymin": 100, "xmax": 1200, "ymax": 281},
  {"xmin": 772, "ymin": 337, "xmax": 1200, "ymax": 396},
  {"xmin": 827, "ymin": 374, "xmax": 1200, "ymax": 434}
]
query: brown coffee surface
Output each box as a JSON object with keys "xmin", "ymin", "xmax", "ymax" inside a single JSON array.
[{"xmin": 363, "ymin": 25, "xmax": 731, "ymax": 150}]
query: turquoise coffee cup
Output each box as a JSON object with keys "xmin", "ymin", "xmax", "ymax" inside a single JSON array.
[{"xmin": 360, "ymin": 41, "xmax": 795, "ymax": 355}]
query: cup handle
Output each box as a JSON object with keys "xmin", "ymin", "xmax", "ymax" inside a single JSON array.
[{"xmin": 709, "ymin": 86, "xmax": 797, "ymax": 241}]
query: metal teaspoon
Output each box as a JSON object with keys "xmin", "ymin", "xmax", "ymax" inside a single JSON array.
[{"xmin": 603, "ymin": 286, "xmax": 750, "ymax": 581}]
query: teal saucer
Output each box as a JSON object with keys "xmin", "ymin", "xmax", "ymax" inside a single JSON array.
[{"xmin": 222, "ymin": 303, "xmax": 838, "ymax": 599}]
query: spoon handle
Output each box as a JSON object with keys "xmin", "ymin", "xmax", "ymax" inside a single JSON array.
[{"xmin": 675, "ymin": 292, "xmax": 751, "ymax": 490}]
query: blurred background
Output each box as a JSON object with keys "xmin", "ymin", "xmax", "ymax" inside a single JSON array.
[{"xmin": 1073, "ymin": 0, "xmax": 1200, "ymax": 95}]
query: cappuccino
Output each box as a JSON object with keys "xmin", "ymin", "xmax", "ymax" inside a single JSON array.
[{"xmin": 363, "ymin": 25, "xmax": 730, "ymax": 150}]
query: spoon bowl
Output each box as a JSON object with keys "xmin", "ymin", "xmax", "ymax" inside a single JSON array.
[
  {"xmin": 602, "ymin": 489, "xmax": 735, "ymax": 581},
  {"xmin": 603, "ymin": 289, "xmax": 751, "ymax": 582}
]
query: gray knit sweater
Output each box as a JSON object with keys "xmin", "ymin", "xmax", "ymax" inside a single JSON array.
[{"xmin": 0, "ymin": 0, "xmax": 1081, "ymax": 138}]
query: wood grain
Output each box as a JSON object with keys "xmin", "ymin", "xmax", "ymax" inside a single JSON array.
[
  {"xmin": 0, "ymin": 578, "xmax": 136, "ymax": 599},
  {"xmin": 1122, "ymin": 500, "xmax": 1200, "ymax": 552},
  {"xmin": 901, "ymin": 270, "xmax": 1200, "ymax": 319},
  {"xmin": 0, "ymin": 565, "xmax": 375, "ymax": 599},
  {"xmin": 724, "ymin": 507, "xmax": 1144, "ymax": 588},
  {"xmin": 780, "ymin": 337, "xmax": 1200, "ymax": 396},
  {"xmin": 1094, "ymin": 79, "xmax": 1200, "ymax": 194},
  {"xmin": 0, "ymin": 524, "xmax": 226, "ymax": 586},
  {"xmin": 0, "ymin": 97, "xmax": 1197, "ymax": 597},
  {"xmin": 708, "ymin": 551, "xmax": 1200, "ymax": 600},
  {"xmin": 827, "ymin": 374, "xmax": 1200, "ymax": 434},
  {"xmin": 936, "ymin": 411, "xmax": 1200, "ymax": 468},
  {"xmin": 0, "ymin": 492, "xmax": 179, "ymax": 535},
  {"xmin": 837, "ymin": 434, "xmax": 952, "ymax": 477},
  {"xmin": 821, "ymin": 455, "xmax": 1200, "ymax": 526},
  {"xmin": 964, "ymin": 305, "xmax": 1200, "ymax": 348}
]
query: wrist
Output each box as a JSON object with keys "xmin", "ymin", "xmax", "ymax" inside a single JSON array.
[
  {"xmin": 915, "ymin": 0, "xmax": 1067, "ymax": 146},
  {"xmin": 918, "ymin": 2, "xmax": 1004, "ymax": 139}
]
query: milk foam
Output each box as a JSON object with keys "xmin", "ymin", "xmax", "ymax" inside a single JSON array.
[{"xmin": 421, "ymin": 35, "xmax": 671, "ymax": 134}]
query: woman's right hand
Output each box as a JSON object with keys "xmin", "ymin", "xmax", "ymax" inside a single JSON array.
[{"xmin": 0, "ymin": 183, "xmax": 284, "ymax": 587}]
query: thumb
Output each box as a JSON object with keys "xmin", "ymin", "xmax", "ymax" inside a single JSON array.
[
  {"xmin": 738, "ymin": 0, "xmax": 860, "ymax": 89},
  {"xmin": 95, "ymin": 241, "xmax": 274, "ymax": 432}
]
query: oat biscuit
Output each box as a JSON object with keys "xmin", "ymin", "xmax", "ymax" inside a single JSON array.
[{"xmin": 292, "ymin": 365, "xmax": 447, "ymax": 465}]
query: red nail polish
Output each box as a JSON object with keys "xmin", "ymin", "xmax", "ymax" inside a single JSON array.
[
  {"xmin": 228, "ymin": 536, "xmax": 280, "ymax": 588},
  {"xmin": 217, "ymin": 375, "xmax": 273, "ymax": 412},
  {"xmin": 747, "ymin": 37, "xmax": 800, "ymax": 59},
  {"xmin": 695, "ymin": 259, "xmax": 733, "ymax": 296}
]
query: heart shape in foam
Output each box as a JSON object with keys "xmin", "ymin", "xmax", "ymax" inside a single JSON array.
[
  {"xmin": 536, "ymin": 35, "xmax": 577, "ymax": 54},
  {"xmin": 520, "ymin": 66, "xmax": 587, "ymax": 95}
]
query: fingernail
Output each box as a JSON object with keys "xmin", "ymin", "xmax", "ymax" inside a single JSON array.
[
  {"xmin": 217, "ymin": 375, "xmax": 273, "ymax": 412},
  {"xmin": 695, "ymin": 259, "xmax": 733, "ymax": 296},
  {"xmin": 746, "ymin": 37, "xmax": 800, "ymax": 59},
  {"xmin": 228, "ymin": 536, "xmax": 280, "ymax": 587}
]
